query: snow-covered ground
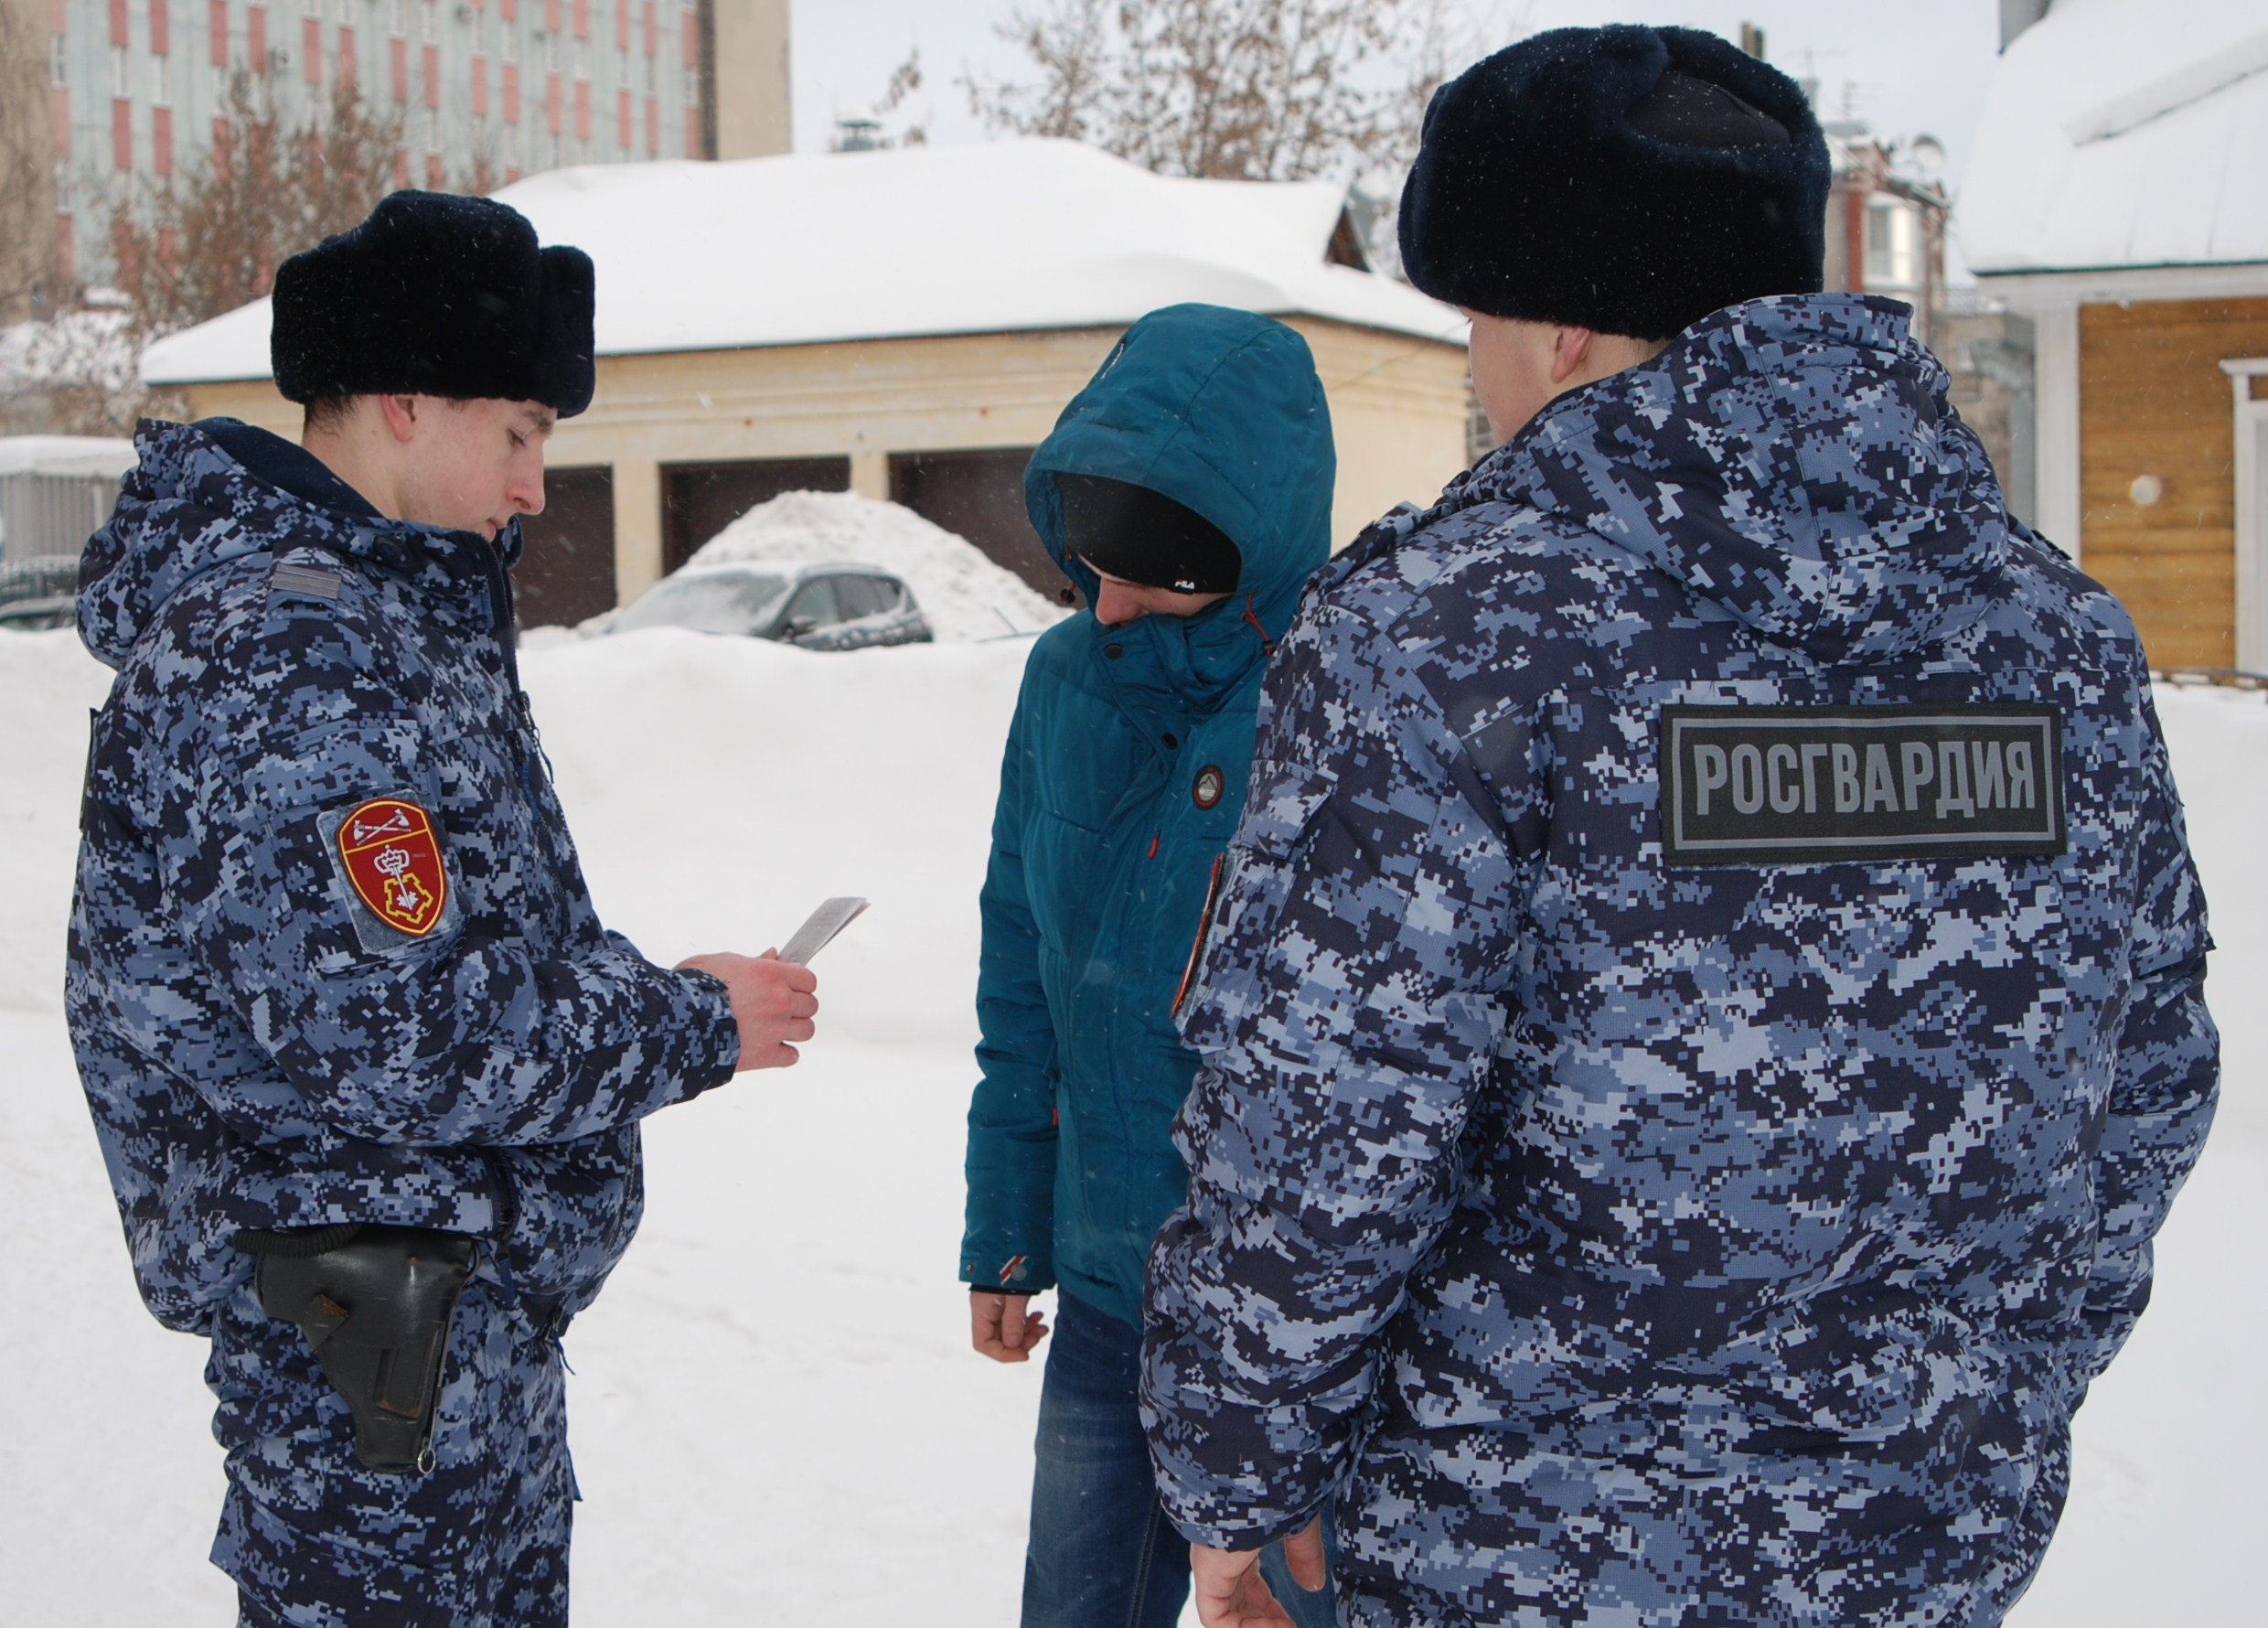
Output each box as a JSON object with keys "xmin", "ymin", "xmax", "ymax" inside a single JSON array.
[{"xmin": 0, "ymin": 624, "xmax": 2259, "ymax": 1625}]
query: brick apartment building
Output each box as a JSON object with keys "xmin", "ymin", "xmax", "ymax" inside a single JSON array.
[{"xmin": 8, "ymin": 0, "xmax": 787, "ymax": 301}]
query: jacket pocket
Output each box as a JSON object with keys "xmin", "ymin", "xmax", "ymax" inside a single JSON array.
[{"xmin": 1236, "ymin": 761, "xmax": 1338, "ymax": 861}]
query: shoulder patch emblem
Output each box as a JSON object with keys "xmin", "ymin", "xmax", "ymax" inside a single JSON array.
[
  {"xmin": 335, "ymin": 797, "xmax": 449, "ymax": 936},
  {"xmin": 1193, "ymin": 765, "xmax": 1225, "ymax": 809}
]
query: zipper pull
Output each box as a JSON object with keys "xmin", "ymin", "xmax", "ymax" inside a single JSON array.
[{"xmin": 516, "ymin": 691, "xmax": 557, "ymax": 782}]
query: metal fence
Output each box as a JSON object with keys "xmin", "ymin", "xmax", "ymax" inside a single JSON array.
[{"xmin": 0, "ymin": 471, "xmax": 124, "ymax": 565}]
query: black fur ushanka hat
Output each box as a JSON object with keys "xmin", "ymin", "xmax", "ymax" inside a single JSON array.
[
  {"xmin": 270, "ymin": 190, "xmax": 596, "ymax": 415},
  {"xmin": 1399, "ymin": 26, "xmax": 1831, "ymax": 340}
]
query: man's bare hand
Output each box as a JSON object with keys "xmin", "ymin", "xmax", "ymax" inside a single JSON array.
[
  {"xmin": 1190, "ymin": 1521, "xmax": 1324, "ymax": 1628},
  {"xmin": 970, "ymin": 1291, "xmax": 1049, "ymax": 1362},
  {"xmin": 676, "ymin": 950, "xmax": 818, "ymax": 1070},
  {"xmin": 1278, "ymin": 1521, "xmax": 1326, "ymax": 1593}
]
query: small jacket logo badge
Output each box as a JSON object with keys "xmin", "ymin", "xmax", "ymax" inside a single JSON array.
[
  {"xmin": 1193, "ymin": 766, "xmax": 1225, "ymax": 809},
  {"xmin": 337, "ymin": 797, "xmax": 449, "ymax": 936}
]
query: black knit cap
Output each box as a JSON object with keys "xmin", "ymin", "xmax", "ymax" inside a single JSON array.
[
  {"xmin": 1057, "ymin": 472, "xmax": 1242, "ymax": 596},
  {"xmin": 271, "ymin": 190, "xmax": 597, "ymax": 415},
  {"xmin": 1399, "ymin": 26, "xmax": 1830, "ymax": 340}
]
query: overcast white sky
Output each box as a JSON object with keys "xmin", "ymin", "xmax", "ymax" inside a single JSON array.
[{"xmin": 789, "ymin": 0, "xmax": 2005, "ymax": 188}]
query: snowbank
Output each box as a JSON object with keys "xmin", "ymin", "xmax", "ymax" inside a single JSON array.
[
  {"xmin": 679, "ymin": 487, "xmax": 1067, "ymax": 644},
  {"xmin": 1, "ymin": 626, "xmax": 2260, "ymax": 1625}
]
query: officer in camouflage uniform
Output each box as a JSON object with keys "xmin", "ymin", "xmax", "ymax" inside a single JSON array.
[
  {"xmin": 1140, "ymin": 27, "xmax": 2219, "ymax": 1628},
  {"xmin": 68, "ymin": 191, "xmax": 818, "ymax": 1625}
]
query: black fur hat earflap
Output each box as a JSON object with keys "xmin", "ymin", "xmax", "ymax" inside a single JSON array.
[
  {"xmin": 1399, "ymin": 26, "xmax": 1830, "ymax": 340},
  {"xmin": 270, "ymin": 190, "xmax": 597, "ymax": 415}
]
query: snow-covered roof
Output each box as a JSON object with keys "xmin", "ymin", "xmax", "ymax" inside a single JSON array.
[
  {"xmin": 0, "ymin": 434, "xmax": 138, "ymax": 479},
  {"xmin": 1962, "ymin": 0, "xmax": 2268, "ymax": 275},
  {"xmin": 143, "ymin": 140, "xmax": 1462, "ymax": 387}
]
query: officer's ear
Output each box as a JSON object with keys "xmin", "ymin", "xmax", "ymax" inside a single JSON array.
[
  {"xmin": 1548, "ymin": 326, "xmax": 1600, "ymax": 387},
  {"xmin": 375, "ymin": 393, "xmax": 425, "ymax": 444}
]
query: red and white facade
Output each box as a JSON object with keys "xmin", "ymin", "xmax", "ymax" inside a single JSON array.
[{"xmin": 42, "ymin": 0, "xmax": 786, "ymax": 289}]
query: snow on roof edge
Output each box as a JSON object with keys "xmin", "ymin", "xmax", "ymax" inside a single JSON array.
[
  {"xmin": 1975, "ymin": 255, "xmax": 2268, "ymax": 279},
  {"xmin": 144, "ymin": 305, "xmax": 1465, "ymax": 388},
  {"xmin": 2064, "ymin": 28, "xmax": 2268, "ymax": 145},
  {"xmin": 0, "ymin": 434, "xmax": 141, "ymax": 477},
  {"xmin": 142, "ymin": 140, "xmax": 1463, "ymax": 387}
]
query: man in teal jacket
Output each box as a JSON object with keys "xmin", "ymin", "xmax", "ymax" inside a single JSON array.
[{"xmin": 961, "ymin": 304, "xmax": 1335, "ymax": 1627}]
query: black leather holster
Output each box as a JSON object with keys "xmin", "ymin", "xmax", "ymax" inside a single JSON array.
[{"xmin": 234, "ymin": 1223, "xmax": 479, "ymax": 1474}]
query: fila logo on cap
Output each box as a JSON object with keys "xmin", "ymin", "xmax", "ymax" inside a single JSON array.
[{"xmin": 1658, "ymin": 704, "xmax": 2066, "ymax": 867}]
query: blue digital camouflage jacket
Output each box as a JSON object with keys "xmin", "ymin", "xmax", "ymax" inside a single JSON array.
[
  {"xmin": 1140, "ymin": 296, "xmax": 2219, "ymax": 1626},
  {"xmin": 68, "ymin": 419, "xmax": 740, "ymax": 1335}
]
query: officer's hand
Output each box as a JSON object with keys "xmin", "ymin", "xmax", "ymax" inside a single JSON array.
[
  {"xmin": 676, "ymin": 950, "xmax": 818, "ymax": 1070},
  {"xmin": 970, "ymin": 1291, "xmax": 1049, "ymax": 1362},
  {"xmin": 1191, "ymin": 1528, "xmax": 1317, "ymax": 1628}
]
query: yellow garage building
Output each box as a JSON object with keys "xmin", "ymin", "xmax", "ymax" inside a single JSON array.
[{"xmin": 144, "ymin": 139, "xmax": 1471, "ymax": 626}]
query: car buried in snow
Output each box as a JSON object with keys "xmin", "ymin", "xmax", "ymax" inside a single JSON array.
[
  {"xmin": 0, "ymin": 557, "xmax": 83, "ymax": 633},
  {"xmin": 596, "ymin": 560, "xmax": 933, "ymax": 650}
]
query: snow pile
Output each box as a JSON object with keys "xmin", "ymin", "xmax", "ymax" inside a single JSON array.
[
  {"xmin": 0, "ymin": 623, "xmax": 2260, "ymax": 1625},
  {"xmin": 682, "ymin": 487, "xmax": 1067, "ymax": 643}
]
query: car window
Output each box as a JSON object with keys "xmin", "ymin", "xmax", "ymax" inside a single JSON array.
[
  {"xmin": 784, "ymin": 578, "xmax": 839, "ymax": 627},
  {"xmin": 833, "ymin": 576, "xmax": 885, "ymax": 619},
  {"xmin": 613, "ymin": 570, "xmax": 790, "ymax": 635},
  {"xmin": 866, "ymin": 576, "xmax": 908, "ymax": 614}
]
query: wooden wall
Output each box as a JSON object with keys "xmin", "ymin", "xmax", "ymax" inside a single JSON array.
[{"xmin": 2079, "ymin": 297, "xmax": 2268, "ymax": 669}]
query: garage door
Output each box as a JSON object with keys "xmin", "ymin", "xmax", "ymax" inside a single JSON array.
[
  {"xmin": 663, "ymin": 456, "xmax": 852, "ymax": 574},
  {"xmin": 517, "ymin": 466, "xmax": 618, "ymax": 629}
]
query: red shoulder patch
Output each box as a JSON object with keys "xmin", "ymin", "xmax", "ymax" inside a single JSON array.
[{"xmin": 336, "ymin": 798, "xmax": 449, "ymax": 937}]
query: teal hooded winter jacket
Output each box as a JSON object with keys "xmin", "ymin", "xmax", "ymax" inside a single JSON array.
[{"xmin": 960, "ymin": 305, "xmax": 1334, "ymax": 1329}]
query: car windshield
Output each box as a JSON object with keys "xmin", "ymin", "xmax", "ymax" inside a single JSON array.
[{"xmin": 612, "ymin": 570, "xmax": 792, "ymax": 635}]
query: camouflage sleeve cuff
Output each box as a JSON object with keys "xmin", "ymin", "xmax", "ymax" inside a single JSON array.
[
  {"xmin": 1164, "ymin": 1501, "xmax": 1328, "ymax": 1554},
  {"xmin": 676, "ymin": 968, "xmax": 742, "ymax": 1094}
]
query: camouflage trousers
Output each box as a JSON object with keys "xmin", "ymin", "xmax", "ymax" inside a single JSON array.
[
  {"xmin": 205, "ymin": 1272, "xmax": 573, "ymax": 1627},
  {"xmin": 1331, "ymin": 1404, "xmax": 2070, "ymax": 1628}
]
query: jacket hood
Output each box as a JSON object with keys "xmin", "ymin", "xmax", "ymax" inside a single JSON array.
[
  {"xmin": 1471, "ymin": 294, "xmax": 2012, "ymax": 666},
  {"xmin": 79, "ymin": 418, "xmax": 519, "ymax": 669},
  {"xmin": 1025, "ymin": 305, "xmax": 1334, "ymax": 704}
]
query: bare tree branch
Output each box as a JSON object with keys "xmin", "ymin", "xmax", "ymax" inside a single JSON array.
[
  {"xmin": 871, "ymin": 47, "xmax": 930, "ymax": 146},
  {"xmin": 105, "ymin": 70, "xmax": 413, "ymax": 346},
  {"xmin": 0, "ymin": 0, "xmax": 56, "ymax": 322},
  {"xmin": 965, "ymin": 0, "xmax": 1459, "ymax": 184}
]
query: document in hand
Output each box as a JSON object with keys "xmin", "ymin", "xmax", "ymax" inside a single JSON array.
[{"xmin": 779, "ymin": 897, "xmax": 869, "ymax": 966}]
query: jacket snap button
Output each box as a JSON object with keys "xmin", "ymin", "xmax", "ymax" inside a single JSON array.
[
  {"xmin": 1104, "ymin": 643, "xmax": 1123, "ymax": 659},
  {"xmin": 1162, "ymin": 733, "xmax": 1178, "ymax": 749}
]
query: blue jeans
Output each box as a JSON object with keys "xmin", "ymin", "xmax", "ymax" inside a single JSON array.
[{"xmin": 1022, "ymin": 1291, "xmax": 1339, "ymax": 1628}]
